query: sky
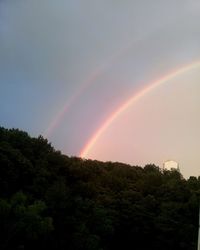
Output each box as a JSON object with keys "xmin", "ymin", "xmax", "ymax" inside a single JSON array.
[{"xmin": 0, "ymin": 0, "xmax": 200, "ymax": 178}]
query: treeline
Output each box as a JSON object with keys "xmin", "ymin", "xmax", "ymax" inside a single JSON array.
[{"xmin": 0, "ymin": 127, "xmax": 199, "ymax": 250}]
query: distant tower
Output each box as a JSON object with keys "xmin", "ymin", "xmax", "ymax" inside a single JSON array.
[{"xmin": 163, "ymin": 160, "xmax": 180, "ymax": 171}]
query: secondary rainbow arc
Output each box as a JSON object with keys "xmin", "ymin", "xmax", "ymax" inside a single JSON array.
[{"xmin": 80, "ymin": 61, "xmax": 200, "ymax": 158}]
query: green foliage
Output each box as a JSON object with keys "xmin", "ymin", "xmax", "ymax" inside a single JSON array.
[
  {"xmin": 0, "ymin": 127, "xmax": 199, "ymax": 249},
  {"xmin": 0, "ymin": 192, "xmax": 53, "ymax": 249}
]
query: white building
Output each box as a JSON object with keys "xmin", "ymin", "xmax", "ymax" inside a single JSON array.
[{"xmin": 163, "ymin": 160, "xmax": 180, "ymax": 171}]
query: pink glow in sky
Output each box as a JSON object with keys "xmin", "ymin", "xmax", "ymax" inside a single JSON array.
[{"xmin": 82, "ymin": 65, "xmax": 200, "ymax": 178}]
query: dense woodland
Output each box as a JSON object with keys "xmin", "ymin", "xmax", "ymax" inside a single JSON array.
[{"xmin": 0, "ymin": 127, "xmax": 199, "ymax": 250}]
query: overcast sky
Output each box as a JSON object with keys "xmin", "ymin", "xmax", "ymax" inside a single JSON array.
[{"xmin": 0, "ymin": 0, "xmax": 200, "ymax": 177}]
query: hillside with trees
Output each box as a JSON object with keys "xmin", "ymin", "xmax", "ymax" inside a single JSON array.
[{"xmin": 0, "ymin": 127, "xmax": 199, "ymax": 250}]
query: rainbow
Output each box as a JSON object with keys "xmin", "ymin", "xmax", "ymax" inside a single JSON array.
[
  {"xmin": 80, "ymin": 61, "xmax": 200, "ymax": 158},
  {"xmin": 43, "ymin": 38, "xmax": 145, "ymax": 138},
  {"xmin": 43, "ymin": 68, "xmax": 103, "ymax": 137}
]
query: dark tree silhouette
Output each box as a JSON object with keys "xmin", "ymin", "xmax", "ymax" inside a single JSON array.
[{"xmin": 0, "ymin": 127, "xmax": 199, "ymax": 250}]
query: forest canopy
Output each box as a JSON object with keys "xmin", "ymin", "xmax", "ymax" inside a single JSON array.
[{"xmin": 0, "ymin": 127, "xmax": 199, "ymax": 250}]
